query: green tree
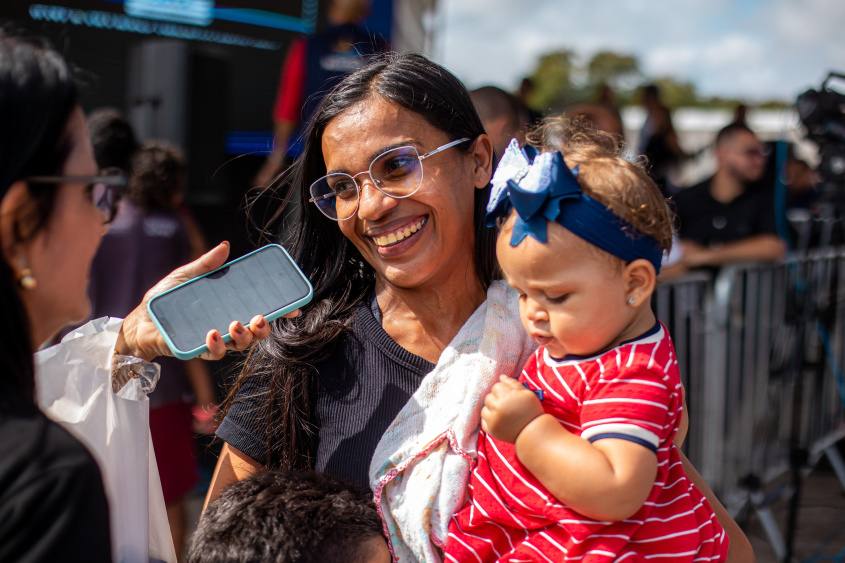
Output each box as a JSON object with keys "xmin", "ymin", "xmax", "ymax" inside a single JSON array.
[
  {"xmin": 527, "ymin": 49, "xmax": 579, "ymax": 112},
  {"xmin": 650, "ymin": 77, "xmax": 699, "ymax": 107},
  {"xmin": 525, "ymin": 48, "xmax": 789, "ymax": 111},
  {"xmin": 587, "ymin": 51, "xmax": 641, "ymax": 91}
]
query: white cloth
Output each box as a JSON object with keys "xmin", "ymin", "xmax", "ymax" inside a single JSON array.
[
  {"xmin": 35, "ymin": 317, "xmax": 176, "ymax": 563},
  {"xmin": 369, "ymin": 281, "xmax": 537, "ymax": 562}
]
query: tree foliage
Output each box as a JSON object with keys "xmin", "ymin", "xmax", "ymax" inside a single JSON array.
[{"xmin": 524, "ymin": 48, "xmax": 788, "ymax": 111}]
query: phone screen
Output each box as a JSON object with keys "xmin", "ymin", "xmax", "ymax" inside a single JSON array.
[{"xmin": 149, "ymin": 245, "xmax": 311, "ymax": 353}]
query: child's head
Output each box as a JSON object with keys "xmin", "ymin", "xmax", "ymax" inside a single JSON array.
[
  {"xmin": 490, "ymin": 116, "xmax": 673, "ymax": 358},
  {"xmin": 187, "ymin": 471, "xmax": 390, "ymax": 563},
  {"xmin": 128, "ymin": 140, "xmax": 187, "ymax": 212}
]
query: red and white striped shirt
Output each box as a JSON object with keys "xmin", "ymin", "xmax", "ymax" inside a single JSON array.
[{"xmin": 446, "ymin": 323, "xmax": 728, "ymax": 562}]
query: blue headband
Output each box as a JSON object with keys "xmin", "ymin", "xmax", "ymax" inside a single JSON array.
[{"xmin": 486, "ymin": 139, "xmax": 664, "ymax": 273}]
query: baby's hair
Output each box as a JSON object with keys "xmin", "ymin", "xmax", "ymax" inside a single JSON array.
[
  {"xmin": 524, "ymin": 115, "xmax": 674, "ymax": 254},
  {"xmin": 187, "ymin": 470, "xmax": 386, "ymax": 563}
]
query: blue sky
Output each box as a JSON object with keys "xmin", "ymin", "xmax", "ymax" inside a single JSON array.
[{"xmin": 431, "ymin": 0, "xmax": 845, "ymax": 103}]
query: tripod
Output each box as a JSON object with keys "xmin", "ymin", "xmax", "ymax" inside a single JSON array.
[{"xmin": 780, "ymin": 196, "xmax": 845, "ymax": 563}]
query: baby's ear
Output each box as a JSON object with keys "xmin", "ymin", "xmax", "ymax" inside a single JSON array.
[{"xmin": 623, "ymin": 259, "xmax": 657, "ymax": 306}]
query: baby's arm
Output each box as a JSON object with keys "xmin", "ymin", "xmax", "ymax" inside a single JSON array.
[{"xmin": 482, "ymin": 375, "xmax": 657, "ymax": 522}]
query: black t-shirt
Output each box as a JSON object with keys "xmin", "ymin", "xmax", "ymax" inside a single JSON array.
[
  {"xmin": 0, "ymin": 402, "xmax": 111, "ymax": 562},
  {"xmin": 217, "ymin": 297, "xmax": 435, "ymax": 489},
  {"xmin": 672, "ymin": 178, "xmax": 778, "ymax": 247}
]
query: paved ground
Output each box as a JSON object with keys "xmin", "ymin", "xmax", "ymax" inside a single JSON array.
[{"xmin": 744, "ymin": 459, "xmax": 845, "ymax": 563}]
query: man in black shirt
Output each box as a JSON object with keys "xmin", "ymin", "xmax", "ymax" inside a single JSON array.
[{"xmin": 669, "ymin": 123, "xmax": 785, "ymax": 274}]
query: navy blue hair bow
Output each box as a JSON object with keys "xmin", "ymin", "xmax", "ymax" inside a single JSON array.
[{"xmin": 486, "ymin": 139, "xmax": 664, "ymax": 273}]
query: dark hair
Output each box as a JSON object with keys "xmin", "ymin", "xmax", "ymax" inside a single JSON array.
[
  {"xmin": 187, "ymin": 470, "xmax": 386, "ymax": 563},
  {"xmin": 471, "ymin": 86, "xmax": 522, "ymax": 127},
  {"xmin": 87, "ymin": 108, "xmax": 139, "ymax": 172},
  {"xmin": 225, "ymin": 52, "xmax": 495, "ymax": 470},
  {"xmin": 641, "ymin": 83, "xmax": 660, "ymax": 101},
  {"xmin": 128, "ymin": 140, "xmax": 186, "ymax": 212},
  {"xmin": 715, "ymin": 122, "xmax": 755, "ymax": 147},
  {"xmin": 0, "ymin": 27, "xmax": 78, "ymax": 405}
]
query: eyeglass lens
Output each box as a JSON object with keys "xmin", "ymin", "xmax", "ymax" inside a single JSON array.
[
  {"xmin": 92, "ymin": 182, "xmax": 118, "ymax": 222},
  {"xmin": 310, "ymin": 146, "xmax": 423, "ymax": 221},
  {"xmin": 93, "ymin": 167, "xmax": 125, "ymax": 223}
]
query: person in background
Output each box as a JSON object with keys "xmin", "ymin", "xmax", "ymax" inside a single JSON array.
[
  {"xmin": 729, "ymin": 103, "xmax": 748, "ymax": 128},
  {"xmin": 87, "ymin": 108, "xmax": 138, "ymax": 173},
  {"xmin": 568, "ymin": 105, "xmax": 625, "ymax": 139},
  {"xmin": 87, "ymin": 139, "xmax": 218, "ymax": 560},
  {"xmin": 639, "ymin": 83, "xmax": 687, "ymax": 196},
  {"xmin": 514, "ymin": 76, "xmax": 544, "ymax": 126},
  {"xmin": 253, "ymin": 0, "xmax": 388, "ymax": 187},
  {"xmin": 470, "ymin": 86, "xmax": 526, "ymax": 158},
  {"xmin": 668, "ymin": 123, "xmax": 786, "ymax": 275},
  {"xmin": 188, "ymin": 471, "xmax": 390, "ymax": 563}
]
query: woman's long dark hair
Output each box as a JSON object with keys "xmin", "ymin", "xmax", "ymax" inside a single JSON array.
[
  {"xmin": 226, "ymin": 53, "xmax": 498, "ymax": 470},
  {"xmin": 0, "ymin": 28, "xmax": 78, "ymax": 406}
]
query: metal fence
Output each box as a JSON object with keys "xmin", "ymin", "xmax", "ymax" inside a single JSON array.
[{"xmin": 655, "ymin": 251, "xmax": 845, "ymax": 559}]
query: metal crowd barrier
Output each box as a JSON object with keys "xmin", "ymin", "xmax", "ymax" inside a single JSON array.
[{"xmin": 655, "ymin": 251, "xmax": 845, "ymax": 559}]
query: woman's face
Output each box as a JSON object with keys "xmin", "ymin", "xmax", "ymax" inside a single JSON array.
[
  {"xmin": 18, "ymin": 107, "xmax": 108, "ymax": 345},
  {"xmin": 320, "ymin": 96, "xmax": 490, "ymax": 290}
]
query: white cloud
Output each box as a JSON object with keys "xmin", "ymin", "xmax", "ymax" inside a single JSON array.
[{"xmin": 431, "ymin": 0, "xmax": 845, "ymax": 102}]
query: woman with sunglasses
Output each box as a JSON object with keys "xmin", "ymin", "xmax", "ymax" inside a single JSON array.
[
  {"xmin": 0, "ymin": 29, "xmax": 277, "ymax": 560},
  {"xmin": 208, "ymin": 53, "xmax": 753, "ymax": 562}
]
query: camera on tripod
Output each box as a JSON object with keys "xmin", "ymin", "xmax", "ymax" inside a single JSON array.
[{"xmin": 796, "ymin": 72, "xmax": 845, "ymax": 203}]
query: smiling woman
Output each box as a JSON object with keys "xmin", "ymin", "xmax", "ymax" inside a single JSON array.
[
  {"xmin": 213, "ymin": 53, "xmax": 496, "ymax": 488},
  {"xmin": 208, "ymin": 52, "xmax": 754, "ymax": 563}
]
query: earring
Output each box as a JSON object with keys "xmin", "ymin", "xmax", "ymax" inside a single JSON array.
[
  {"xmin": 16, "ymin": 266, "xmax": 37, "ymax": 290},
  {"xmin": 627, "ymin": 297, "xmax": 636, "ymax": 305}
]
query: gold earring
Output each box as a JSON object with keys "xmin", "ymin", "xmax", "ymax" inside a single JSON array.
[{"xmin": 17, "ymin": 267, "xmax": 37, "ymax": 290}]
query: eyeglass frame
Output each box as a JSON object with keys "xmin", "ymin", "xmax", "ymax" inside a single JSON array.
[
  {"xmin": 308, "ymin": 137, "xmax": 471, "ymax": 221},
  {"xmin": 25, "ymin": 167, "xmax": 128, "ymax": 224}
]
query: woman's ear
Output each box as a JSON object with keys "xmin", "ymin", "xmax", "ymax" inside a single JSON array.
[
  {"xmin": 623, "ymin": 258, "xmax": 657, "ymax": 306},
  {"xmin": 469, "ymin": 134, "xmax": 494, "ymax": 190},
  {"xmin": 0, "ymin": 180, "xmax": 36, "ymax": 267}
]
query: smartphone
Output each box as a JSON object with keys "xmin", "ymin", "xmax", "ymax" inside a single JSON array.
[{"xmin": 147, "ymin": 244, "xmax": 313, "ymax": 360}]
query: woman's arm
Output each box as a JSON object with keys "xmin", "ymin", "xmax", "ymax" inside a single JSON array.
[
  {"xmin": 203, "ymin": 443, "xmax": 264, "ymax": 510},
  {"xmin": 680, "ymin": 451, "xmax": 755, "ymax": 562},
  {"xmin": 674, "ymin": 390, "xmax": 754, "ymax": 562}
]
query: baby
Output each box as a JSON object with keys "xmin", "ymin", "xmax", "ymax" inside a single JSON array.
[{"xmin": 445, "ymin": 118, "xmax": 729, "ymax": 562}]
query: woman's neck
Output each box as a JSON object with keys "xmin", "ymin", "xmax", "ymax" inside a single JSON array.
[{"xmin": 375, "ymin": 271, "xmax": 487, "ymax": 364}]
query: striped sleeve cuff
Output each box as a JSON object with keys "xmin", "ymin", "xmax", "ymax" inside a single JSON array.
[{"xmin": 581, "ymin": 423, "xmax": 660, "ymax": 453}]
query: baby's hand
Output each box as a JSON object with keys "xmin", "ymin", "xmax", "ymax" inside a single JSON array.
[{"xmin": 481, "ymin": 375, "xmax": 545, "ymax": 444}]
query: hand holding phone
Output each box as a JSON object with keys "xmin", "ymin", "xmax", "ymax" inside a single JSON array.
[
  {"xmin": 115, "ymin": 243, "xmax": 308, "ymax": 361},
  {"xmin": 146, "ymin": 244, "xmax": 313, "ymax": 360}
]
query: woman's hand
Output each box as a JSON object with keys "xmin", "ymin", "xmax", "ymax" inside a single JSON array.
[
  {"xmin": 481, "ymin": 375, "xmax": 545, "ymax": 443},
  {"xmin": 114, "ymin": 242, "xmax": 299, "ymax": 361}
]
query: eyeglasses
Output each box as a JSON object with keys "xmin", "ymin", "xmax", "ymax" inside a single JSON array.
[
  {"xmin": 308, "ymin": 137, "xmax": 471, "ymax": 221},
  {"xmin": 742, "ymin": 148, "xmax": 768, "ymax": 159},
  {"xmin": 25, "ymin": 167, "xmax": 128, "ymax": 224}
]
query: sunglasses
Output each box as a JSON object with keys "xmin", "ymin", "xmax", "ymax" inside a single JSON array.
[
  {"xmin": 26, "ymin": 167, "xmax": 128, "ymax": 224},
  {"xmin": 308, "ymin": 138, "xmax": 471, "ymax": 221}
]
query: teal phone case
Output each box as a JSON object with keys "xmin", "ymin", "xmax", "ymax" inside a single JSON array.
[{"xmin": 146, "ymin": 244, "xmax": 313, "ymax": 360}]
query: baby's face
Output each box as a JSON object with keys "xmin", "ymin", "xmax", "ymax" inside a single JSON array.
[{"xmin": 497, "ymin": 219, "xmax": 642, "ymax": 359}]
